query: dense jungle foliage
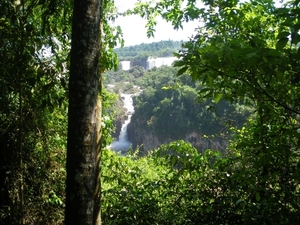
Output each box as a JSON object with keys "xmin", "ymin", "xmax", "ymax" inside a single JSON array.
[
  {"xmin": 1, "ymin": 0, "xmax": 300, "ymax": 224},
  {"xmin": 132, "ymin": 66, "xmax": 251, "ymax": 139},
  {"xmin": 104, "ymin": 65, "xmax": 252, "ymax": 146}
]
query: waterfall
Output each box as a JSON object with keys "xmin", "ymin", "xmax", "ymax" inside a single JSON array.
[
  {"xmin": 119, "ymin": 61, "xmax": 131, "ymax": 70},
  {"xmin": 146, "ymin": 57, "xmax": 177, "ymax": 70},
  {"xmin": 110, "ymin": 93, "xmax": 135, "ymax": 153}
]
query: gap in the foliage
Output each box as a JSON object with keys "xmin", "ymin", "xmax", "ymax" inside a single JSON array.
[{"xmin": 110, "ymin": 88, "xmax": 142, "ymax": 155}]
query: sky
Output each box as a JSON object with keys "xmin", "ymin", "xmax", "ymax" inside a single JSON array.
[
  {"xmin": 113, "ymin": 0, "xmax": 284, "ymax": 47},
  {"xmin": 113, "ymin": 0, "xmax": 200, "ymax": 46}
]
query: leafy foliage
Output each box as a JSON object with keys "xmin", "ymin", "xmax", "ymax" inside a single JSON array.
[
  {"xmin": 125, "ymin": 0, "xmax": 300, "ymax": 223},
  {"xmin": 2, "ymin": 0, "xmax": 300, "ymax": 223},
  {"xmin": 0, "ymin": 0, "xmax": 72, "ymax": 223},
  {"xmin": 131, "ymin": 66, "xmax": 251, "ymax": 140},
  {"xmin": 0, "ymin": 0, "xmax": 122, "ymax": 223},
  {"xmin": 102, "ymin": 138, "xmax": 300, "ymax": 224}
]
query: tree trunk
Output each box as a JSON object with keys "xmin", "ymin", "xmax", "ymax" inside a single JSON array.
[{"xmin": 65, "ymin": 0, "xmax": 102, "ymax": 224}]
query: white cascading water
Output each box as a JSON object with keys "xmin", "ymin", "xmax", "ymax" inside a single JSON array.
[
  {"xmin": 146, "ymin": 57, "xmax": 177, "ymax": 70},
  {"xmin": 119, "ymin": 61, "xmax": 131, "ymax": 70},
  {"xmin": 110, "ymin": 93, "xmax": 135, "ymax": 153}
]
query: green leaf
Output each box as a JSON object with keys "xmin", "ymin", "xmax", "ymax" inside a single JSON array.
[
  {"xmin": 275, "ymin": 8, "xmax": 290, "ymax": 15},
  {"xmin": 262, "ymin": 56, "xmax": 268, "ymax": 63},
  {"xmin": 173, "ymin": 60, "xmax": 187, "ymax": 67},
  {"xmin": 276, "ymin": 70, "xmax": 284, "ymax": 83},
  {"xmin": 292, "ymin": 32, "xmax": 300, "ymax": 45},
  {"xmin": 282, "ymin": 17, "xmax": 295, "ymax": 27},
  {"xmin": 276, "ymin": 37, "xmax": 289, "ymax": 50},
  {"xmin": 208, "ymin": 76, "xmax": 214, "ymax": 86},
  {"xmin": 276, "ymin": 31, "xmax": 290, "ymax": 39},
  {"xmin": 177, "ymin": 66, "xmax": 188, "ymax": 75},
  {"xmin": 255, "ymin": 192, "xmax": 261, "ymax": 202},
  {"xmin": 236, "ymin": 199, "xmax": 242, "ymax": 205},
  {"xmin": 214, "ymin": 93, "xmax": 223, "ymax": 103}
]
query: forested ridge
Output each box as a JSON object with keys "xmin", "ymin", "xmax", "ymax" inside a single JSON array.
[
  {"xmin": 1, "ymin": 0, "xmax": 300, "ymax": 224},
  {"xmin": 114, "ymin": 40, "xmax": 183, "ymax": 60}
]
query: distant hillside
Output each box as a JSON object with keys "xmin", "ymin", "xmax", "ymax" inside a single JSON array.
[{"xmin": 114, "ymin": 40, "xmax": 184, "ymax": 60}]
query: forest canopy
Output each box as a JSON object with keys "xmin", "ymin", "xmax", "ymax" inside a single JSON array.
[{"xmin": 114, "ymin": 40, "xmax": 183, "ymax": 60}]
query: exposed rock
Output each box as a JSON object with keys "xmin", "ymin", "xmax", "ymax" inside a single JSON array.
[
  {"xmin": 112, "ymin": 119, "xmax": 122, "ymax": 139},
  {"xmin": 112, "ymin": 115, "xmax": 128, "ymax": 139},
  {"xmin": 127, "ymin": 122, "xmax": 228, "ymax": 156}
]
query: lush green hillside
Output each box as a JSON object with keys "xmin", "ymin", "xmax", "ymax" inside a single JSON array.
[
  {"xmin": 131, "ymin": 66, "xmax": 251, "ymax": 138},
  {"xmin": 104, "ymin": 56, "xmax": 252, "ymax": 153}
]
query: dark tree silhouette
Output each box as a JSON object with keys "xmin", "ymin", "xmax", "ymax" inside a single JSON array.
[{"xmin": 65, "ymin": 0, "xmax": 102, "ymax": 224}]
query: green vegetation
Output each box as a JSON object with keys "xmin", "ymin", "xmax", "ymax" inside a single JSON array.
[
  {"xmin": 129, "ymin": 0, "xmax": 300, "ymax": 223},
  {"xmin": 0, "ymin": 0, "xmax": 72, "ymax": 223},
  {"xmin": 102, "ymin": 140, "xmax": 300, "ymax": 224},
  {"xmin": 104, "ymin": 63, "xmax": 251, "ymax": 151},
  {"xmin": 114, "ymin": 40, "xmax": 183, "ymax": 60},
  {"xmin": 1, "ymin": 0, "xmax": 300, "ymax": 224},
  {"xmin": 131, "ymin": 66, "xmax": 251, "ymax": 138}
]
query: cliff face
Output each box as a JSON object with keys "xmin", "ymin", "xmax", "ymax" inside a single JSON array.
[
  {"xmin": 130, "ymin": 58, "xmax": 147, "ymax": 69},
  {"xmin": 112, "ymin": 116, "xmax": 126, "ymax": 139},
  {"xmin": 127, "ymin": 120, "xmax": 228, "ymax": 156}
]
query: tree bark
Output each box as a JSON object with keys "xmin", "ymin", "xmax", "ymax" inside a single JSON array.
[{"xmin": 65, "ymin": 0, "xmax": 102, "ymax": 224}]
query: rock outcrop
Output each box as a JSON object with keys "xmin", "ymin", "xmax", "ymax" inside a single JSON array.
[{"xmin": 127, "ymin": 122, "xmax": 228, "ymax": 156}]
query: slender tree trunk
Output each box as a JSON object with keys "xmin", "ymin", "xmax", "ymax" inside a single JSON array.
[{"xmin": 65, "ymin": 0, "xmax": 102, "ymax": 224}]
